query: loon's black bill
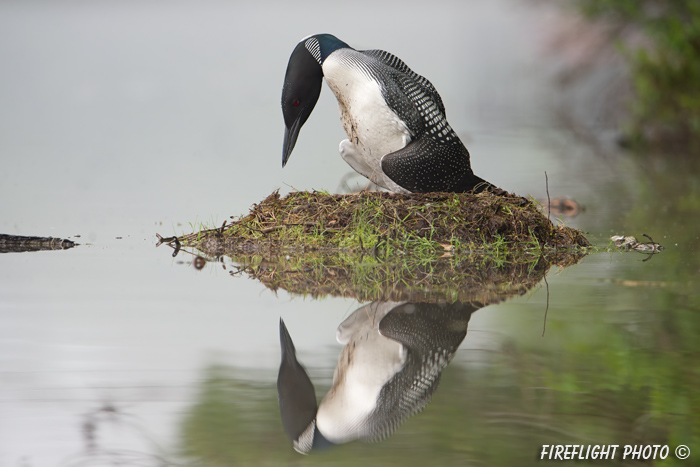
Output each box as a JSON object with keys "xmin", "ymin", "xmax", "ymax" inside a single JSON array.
[{"xmin": 282, "ymin": 117, "xmax": 303, "ymax": 168}]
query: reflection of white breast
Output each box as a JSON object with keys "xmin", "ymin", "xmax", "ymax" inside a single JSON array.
[
  {"xmin": 315, "ymin": 302, "xmax": 407, "ymax": 444},
  {"xmin": 322, "ymin": 51, "xmax": 412, "ymax": 192}
]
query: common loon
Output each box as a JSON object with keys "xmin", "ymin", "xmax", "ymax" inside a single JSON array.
[
  {"xmin": 277, "ymin": 302, "xmax": 476, "ymax": 453},
  {"xmin": 281, "ymin": 33, "xmax": 494, "ymax": 194}
]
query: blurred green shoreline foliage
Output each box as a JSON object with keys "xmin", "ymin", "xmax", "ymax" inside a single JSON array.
[{"xmin": 578, "ymin": 0, "xmax": 700, "ymax": 150}]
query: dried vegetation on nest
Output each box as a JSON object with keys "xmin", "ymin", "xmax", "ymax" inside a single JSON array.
[
  {"xmin": 179, "ymin": 190, "xmax": 589, "ymax": 257},
  {"xmin": 167, "ymin": 190, "xmax": 591, "ymax": 302}
]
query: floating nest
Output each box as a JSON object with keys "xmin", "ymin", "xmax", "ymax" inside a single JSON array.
[
  {"xmin": 177, "ymin": 190, "xmax": 589, "ymax": 256},
  {"xmin": 162, "ymin": 190, "xmax": 590, "ymax": 302}
]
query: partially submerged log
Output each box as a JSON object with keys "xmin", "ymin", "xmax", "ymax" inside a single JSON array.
[{"xmin": 0, "ymin": 234, "xmax": 77, "ymax": 253}]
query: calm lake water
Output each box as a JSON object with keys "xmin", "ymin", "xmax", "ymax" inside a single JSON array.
[{"xmin": 1, "ymin": 1, "xmax": 698, "ymax": 466}]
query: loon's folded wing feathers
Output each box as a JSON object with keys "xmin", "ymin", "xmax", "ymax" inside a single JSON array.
[
  {"xmin": 354, "ymin": 47, "xmax": 497, "ymax": 193},
  {"xmin": 381, "ymin": 137, "xmax": 494, "ymax": 193},
  {"xmin": 360, "ymin": 48, "xmax": 457, "ymax": 153},
  {"xmin": 361, "ymin": 49, "xmax": 446, "ymax": 116},
  {"xmin": 381, "ymin": 137, "xmax": 472, "ymax": 193}
]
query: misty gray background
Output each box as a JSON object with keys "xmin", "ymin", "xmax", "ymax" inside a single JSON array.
[{"xmin": 0, "ymin": 1, "xmax": 622, "ymax": 464}]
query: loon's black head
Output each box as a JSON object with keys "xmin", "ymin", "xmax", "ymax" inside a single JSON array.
[{"xmin": 281, "ymin": 34, "xmax": 350, "ymax": 167}]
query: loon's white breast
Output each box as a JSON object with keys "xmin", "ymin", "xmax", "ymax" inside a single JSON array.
[{"xmin": 322, "ymin": 50, "xmax": 412, "ymax": 192}]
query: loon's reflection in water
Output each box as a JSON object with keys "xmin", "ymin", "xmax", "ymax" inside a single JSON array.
[{"xmin": 278, "ymin": 301, "xmax": 479, "ymax": 453}]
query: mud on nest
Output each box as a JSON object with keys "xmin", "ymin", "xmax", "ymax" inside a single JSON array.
[{"xmin": 178, "ymin": 190, "xmax": 590, "ymax": 257}]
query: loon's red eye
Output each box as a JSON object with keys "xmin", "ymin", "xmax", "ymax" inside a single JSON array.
[{"xmin": 293, "ymin": 100, "xmax": 300, "ymax": 107}]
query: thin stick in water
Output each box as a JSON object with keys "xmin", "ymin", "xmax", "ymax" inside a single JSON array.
[{"xmin": 542, "ymin": 275, "xmax": 550, "ymax": 337}]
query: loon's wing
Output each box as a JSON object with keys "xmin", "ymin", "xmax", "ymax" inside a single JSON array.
[
  {"xmin": 359, "ymin": 49, "xmax": 494, "ymax": 193},
  {"xmin": 361, "ymin": 49, "xmax": 446, "ymax": 116},
  {"xmin": 381, "ymin": 136, "xmax": 489, "ymax": 193}
]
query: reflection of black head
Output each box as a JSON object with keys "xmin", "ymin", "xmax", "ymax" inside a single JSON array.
[
  {"xmin": 277, "ymin": 319, "xmax": 317, "ymax": 441},
  {"xmin": 277, "ymin": 319, "xmax": 336, "ymax": 454}
]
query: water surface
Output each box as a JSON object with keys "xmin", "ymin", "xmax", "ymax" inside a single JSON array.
[{"xmin": 1, "ymin": 1, "xmax": 698, "ymax": 465}]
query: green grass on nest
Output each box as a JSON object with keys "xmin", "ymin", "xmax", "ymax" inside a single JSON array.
[
  {"xmin": 179, "ymin": 189, "xmax": 590, "ymax": 258},
  {"xmin": 172, "ymin": 189, "xmax": 590, "ymax": 301}
]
